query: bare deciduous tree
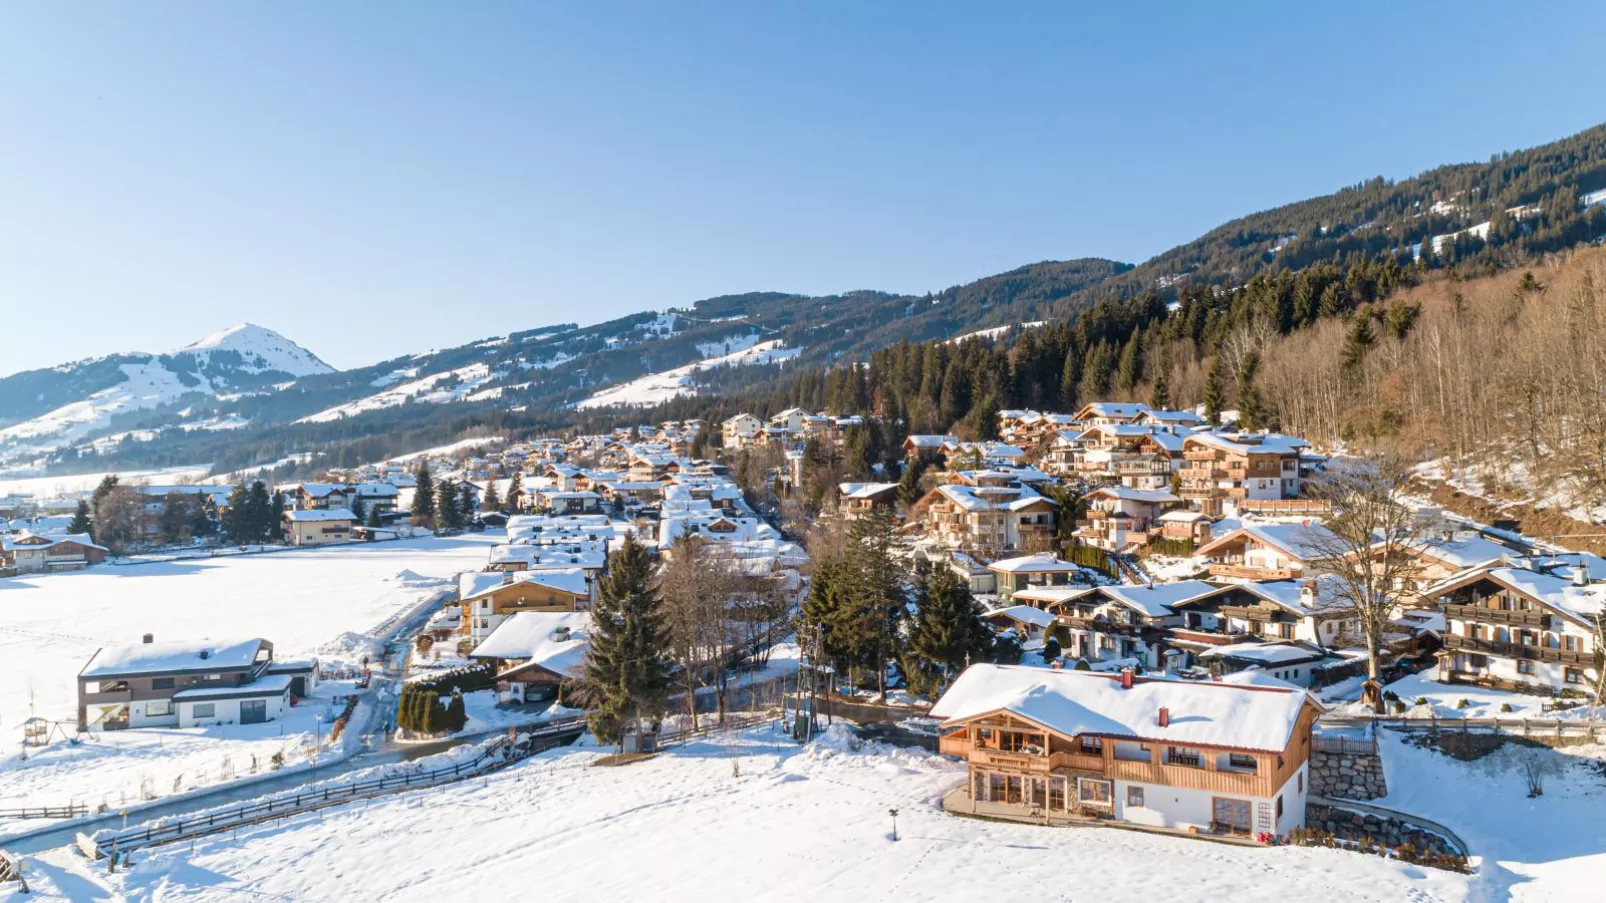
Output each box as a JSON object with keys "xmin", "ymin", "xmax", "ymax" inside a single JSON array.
[{"xmin": 1301, "ymin": 455, "xmax": 1426, "ymax": 712}]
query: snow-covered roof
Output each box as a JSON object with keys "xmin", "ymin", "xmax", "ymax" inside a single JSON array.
[
  {"xmin": 1198, "ymin": 523, "xmax": 1338, "ymax": 562},
  {"xmin": 173, "ymin": 673, "xmax": 295, "ymax": 700},
  {"xmin": 983, "ymin": 606, "xmax": 1057, "ymax": 629},
  {"xmin": 838, "ymin": 482, "xmax": 899, "ymax": 500},
  {"xmin": 82, "ymin": 637, "xmax": 269, "ymax": 679},
  {"xmin": 1099, "ymin": 580, "xmax": 1223, "ymax": 617},
  {"xmin": 1158, "ymin": 510, "xmax": 1209, "ymax": 523},
  {"xmin": 1199, "ymin": 641, "xmax": 1328, "ymax": 666},
  {"xmin": 1410, "ymin": 533, "xmax": 1518, "ymax": 570},
  {"xmin": 1184, "ymin": 432, "xmax": 1308, "ymax": 456},
  {"xmin": 930, "ymin": 664, "xmax": 1313, "ymax": 753},
  {"xmin": 1438, "ymin": 566, "xmax": 1606, "ymax": 624},
  {"xmin": 905, "ymin": 434, "xmax": 956, "ymax": 448},
  {"xmin": 458, "ymin": 568, "xmax": 590, "ymax": 602},
  {"xmin": 284, "ymin": 508, "xmax": 356, "ymax": 523},
  {"xmin": 1074, "ymin": 402, "xmax": 1153, "ymax": 420},
  {"xmin": 987, "ymin": 553, "xmax": 1082, "ymax": 574},
  {"xmin": 1010, "ymin": 586, "xmax": 1099, "ymax": 605},
  {"xmin": 470, "ymin": 610, "xmax": 591, "ymax": 676},
  {"xmin": 0, "ymin": 531, "xmax": 107, "ymax": 553},
  {"xmin": 1082, "ymin": 486, "xmax": 1181, "ymax": 504},
  {"xmin": 928, "ymin": 483, "xmax": 1053, "ymax": 513}
]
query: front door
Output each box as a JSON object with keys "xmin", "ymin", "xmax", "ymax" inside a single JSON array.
[{"xmin": 240, "ymin": 699, "xmax": 268, "ymax": 724}]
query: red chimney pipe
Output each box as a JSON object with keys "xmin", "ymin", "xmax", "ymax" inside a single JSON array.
[
  {"xmin": 1120, "ymin": 668, "xmax": 1134, "ymax": 689},
  {"xmin": 1158, "ymin": 706, "xmax": 1170, "ymax": 727}
]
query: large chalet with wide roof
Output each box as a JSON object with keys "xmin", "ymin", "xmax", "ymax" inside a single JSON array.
[
  {"xmin": 1426, "ymin": 563, "xmax": 1602, "ymax": 693},
  {"xmin": 933, "ymin": 665, "xmax": 1320, "ymax": 838}
]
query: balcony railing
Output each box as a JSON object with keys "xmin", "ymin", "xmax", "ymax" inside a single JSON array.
[
  {"xmin": 1443, "ymin": 604, "xmax": 1551, "ymax": 629},
  {"xmin": 1443, "ymin": 633, "xmax": 1591, "ymax": 665},
  {"xmin": 1207, "ymin": 563, "xmax": 1296, "ymax": 580}
]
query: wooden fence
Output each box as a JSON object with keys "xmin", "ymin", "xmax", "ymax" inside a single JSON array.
[
  {"xmin": 76, "ymin": 716, "xmax": 587, "ymax": 860},
  {"xmin": 1312, "ymin": 734, "xmax": 1379, "ymax": 756},
  {"xmin": 1320, "ymin": 713, "xmax": 1601, "ymax": 740},
  {"xmin": 0, "ymin": 804, "xmax": 89, "ymax": 821}
]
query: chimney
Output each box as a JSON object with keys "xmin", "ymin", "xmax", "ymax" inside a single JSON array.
[
  {"xmin": 1574, "ymin": 563, "xmax": 1589, "ymax": 587},
  {"xmin": 1120, "ymin": 668, "xmax": 1134, "ymax": 689},
  {"xmin": 199, "ymin": 649, "xmax": 211, "ymax": 660},
  {"xmin": 142, "ymin": 633, "xmax": 154, "ymax": 644},
  {"xmin": 1157, "ymin": 707, "xmax": 1170, "ymax": 728},
  {"xmin": 502, "ymin": 570, "xmax": 515, "ymax": 585}
]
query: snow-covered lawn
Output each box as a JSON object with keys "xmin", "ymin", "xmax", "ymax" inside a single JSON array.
[
  {"xmin": 0, "ymin": 534, "xmax": 502, "ymax": 823},
  {"xmin": 1363, "ymin": 673, "xmax": 1602, "ymax": 721},
  {"xmin": 1375, "ymin": 731, "xmax": 1606, "ymax": 900},
  {"xmin": 9, "ymin": 724, "xmax": 1470, "ymax": 902}
]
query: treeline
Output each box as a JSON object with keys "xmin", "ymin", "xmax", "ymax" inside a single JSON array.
[{"xmin": 675, "ymin": 256, "xmax": 1420, "ymax": 447}]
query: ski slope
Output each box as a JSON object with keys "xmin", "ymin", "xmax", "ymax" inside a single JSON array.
[{"xmin": 576, "ymin": 339, "xmax": 801, "ymax": 410}]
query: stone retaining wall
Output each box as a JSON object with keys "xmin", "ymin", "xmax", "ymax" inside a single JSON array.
[
  {"xmin": 1309, "ymin": 749, "xmax": 1387, "ymax": 800},
  {"xmin": 1305, "ymin": 803, "xmax": 1461, "ymax": 857}
]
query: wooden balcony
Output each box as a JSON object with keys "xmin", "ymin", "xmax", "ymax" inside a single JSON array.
[
  {"xmin": 1049, "ymin": 751, "xmax": 1107, "ymax": 773},
  {"xmin": 1443, "ymin": 604, "xmax": 1551, "ymax": 630},
  {"xmin": 938, "ymin": 733, "xmax": 968, "ymax": 757},
  {"xmin": 1180, "ymin": 468, "xmax": 1228, "ymax": 481},
  {"xmin": 1207, "ymin": 563, "xmax": 1296, "ymax": 580},
  {"xmin": 1443, "ymin": 633, "xmax": 1591, "ymax": 665},
  {"xmin": 971, "ymin": 749, "xmax": 1052, "ymax": 773},
  {"xmin": 1056, "ymin": 615, "xmax": 1138, "ymax": 635}
]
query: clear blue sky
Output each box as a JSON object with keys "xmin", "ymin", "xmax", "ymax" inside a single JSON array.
[{"xmin": 3, "ymin": 2, "xmax": 1604, "ymax": 375}]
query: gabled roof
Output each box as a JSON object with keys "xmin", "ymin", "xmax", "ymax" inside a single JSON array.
[
  {"xmin": 838, "ymin": 482, "xmax": 899, "ymax": 500},
  {"xmin": 987, "ymin": 553, "xmax": 1082, "ymax": 574},
  {"xmin": 1196, "ymin": 523, "xmax": 1338, "ymax": 562},
  {"xmin": 930, "ymin": 664, "xmax": 1314, "ymax": 753},
  {"xmin": 1072, "ymin": 402, "xmax": 1153, "ymax": 421},
  {"xmin": 1097, "ymin": 580, "xmax": 1225, "ymax": 617},
  {"xmin": 1081, "ymin": 486, "xmax": 1181, "ymax": 504},
  {"xmin": 458, "ymin": 568, "xmax": 590, "ymax": 602},
  {"xmin": 283, "ymin": 508, "xmax": 356, "ymax": 523},
  {"xmin": 983, "ymin": 605, "xmax": 1057, "ymax": 629},
  {"xmin": 82, "ymin": 637, "xmax": 269, "ymax": 679},
  {"xmin": 1183, "ymin": 432, "xmax": 1309, "ymax": 456},
  {"xmin": 469, "ymin": 610, "xmax": 591, "ymax": 675},
  {"xmin": 1409, "ymin": 533, "xmax": 1518, "ymax": 570},
  {"xmin": 1428, "ymin": 566, "xmax": 1606, "ymax": 625}
]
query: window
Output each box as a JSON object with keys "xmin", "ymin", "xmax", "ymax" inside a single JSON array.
[
  {"xmin": 1212, "ymin": 798, "xmax": 1252, "ymax": 835},
  {"xmin": 1077, "ymin": 778, "xmax": 1113, "ymax": 807},
  {"xmin": 1048, "ymin": 778, "xmax": 1066, "ymax": 811},
  {"xmin": 1565, "ymin": 668, "xmax": 1583, "ymax": 685},
  {"xmin": 1563, "ymin": 635, "xmax": 1580, "ymax": 652},
  {"xmin": 1078, "ymin": 736, "xmax": 1103, "ymax": 755},
  {"xmin": 1127, "ymin": 786, "xmax": 1145, "ymax": 808},
  {"xmin": 989, "ymin": 773, "xmax": 1008, "ymax": 802},
  {"xmin": 192, "ymin": 702, "xmax": 216, "ymax": 719},
  {"xmin": 1517, "ymin": 660, "xmax": 1535, "ymax": 676},
  {"xmin": 1298, "ymin": 772, "xmax": 1304, "ymax": 793},
  {"xmin": 973, "ymin": 771, "xmax": 985, "ymax": 800},
  {"xmin": 1165, "ymin": 746, "xmax": 1203, "ymax": 768},
  {"xmin": 151, "ymin": 677, "xmax": 175, "ymax": 690},
  {"xmin": 1221, "ymin": 752, "xmax": 1259, "ymax": 773},
  {"xmin": 1114, "ymin": 741, "xmax": 1150, "ymax": 762},
  {"xmin": 145, "ymin": 699, "xmax": 172, "ymax": 717},
  {"xmin": 1275, "ymin": 795, "xmax": 1284, "ymax": 821}
]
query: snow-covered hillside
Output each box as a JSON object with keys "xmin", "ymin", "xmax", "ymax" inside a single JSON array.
[
  {"xmin": 0, "ymin": 324, "xmax": 331, "ymax": 462},
  {"xmin": 576, "ymin": 339, "xmax": 801, "ymax": 409},
  {"xmin": 948, "ymin": 321, "xmax": 1047, "ymax": 344},
  {"xmin": 298, "ymin": 362, "xmax": 502, "ymax": 424}
]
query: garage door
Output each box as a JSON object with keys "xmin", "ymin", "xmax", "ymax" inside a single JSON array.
[{"xmin": 241, "ymin": 699, "xmax": 268, "ymax": 724}]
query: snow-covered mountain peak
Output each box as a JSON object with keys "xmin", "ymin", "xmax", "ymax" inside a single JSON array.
[{"xmin": 174, "ymin": 323, "xmax": 335, "ymax": 377}]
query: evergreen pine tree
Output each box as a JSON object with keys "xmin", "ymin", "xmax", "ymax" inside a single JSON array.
[
  {"xmin": 1340, "ymin": 312, "xmax": 1376, "ymax": 371},
  {"xmin": 436, "ymin": 477, "xmax": 460, "ymax": 530},
  {"xmin": 412, "ymin": 463, "xmax": 437, "ymax": 523},
  {"xmin": 896, "ymin": 457, "xmax": 926, "ymax": 506},
  {"xmin": 222, "ymin": 483, "xmax": 251, "ymax": 543},
  {"xmin": 1058, "ymin": 345, "xmax": 1080, "ymax": 411},
  {"xmin": 506, "ymin": 471, "xmax": 524, "ymax": 513},
  {"xmin": 367, "ymin": 505, "xmax": 382, "ymax": 528},
  {"xmin": 841, "ymin": 507, "xmax": 904, "ymax": 698},
  {"xmin": 351, "ymin": 495, "xmax": 366, "ymax": 525},
  {"xmin": 905, "ymin": 564, "xmax": 993, "ymax": 696},
  {"xmin": 1149, "ymin": 368, "xmax": 1171, "ymax": 410},
  {"xmin": 1115, "ymin": 334, "xmax": 1141, "ymax": 392},
  {"xmin": 68, "ymin": 500, "xmax": 93, "ymax": 537},
  {"xmin": 1203, "ymin": 357, "xmax": 1227, "ymax": 425},
  {"xmin": 193, "ymin": 496, "xmax": 219, "ymax": 538},
  {"xmin": 483, "ymin": 479, "xmax": 502, "ymax": 514},
  {"xmin": 446, "ymin": 690, "xmax": 467, "ymax": 733},
  {"xmin": 459, "ymin": 482, "xmax": 476, "ymax": 521},
  {"xmin": 584, "ymin": 535, "xmax": 673, "ymax": 747},
  {"xmin": 420, "ymin": 690, "xmax": 441, "ymax": 735}
]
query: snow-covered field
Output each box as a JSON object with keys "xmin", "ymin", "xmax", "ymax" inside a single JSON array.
[
  {"xmin": 576, "ymin": 339, "xmax": 801, "ymax": 410},
  {"xmin": 298, "ymin": 362, "xmax": 503, "ymax": 423},
  {"xmin": 0, "ymin": 534, "xmax": 502, "ymax": 821},
  {"xmin": 8, "ymin": 724, "xmax": 1470, "ymax": 902},
  {"xmin": 1376, "ymin": 731, "xmax": 1606, "ymax": 900},
  {"xmin": 0, "ymin": 465, "xmax": 216, "ymax": 497},
  {"xmin": 1367, "ymin": 673, "xmax": 1602, "ymax": 721}
]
